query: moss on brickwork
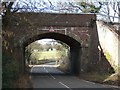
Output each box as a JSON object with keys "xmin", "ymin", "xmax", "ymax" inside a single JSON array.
[
  {"xmin": 104, "ymin": 51, "xmax": 118, "ymax": 72},
  {"xmin": 2, "ymin": 52, "xmax": 19, "ymax": 88},
  {"xmin": 104, "ymin": 51, "xmax": 111, "ymax": 61}
]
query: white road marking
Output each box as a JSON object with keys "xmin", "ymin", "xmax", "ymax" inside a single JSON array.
[
  {"xmin": 31, "ymin": 65, "xmax": 34, "ymax": 72},
  {"xmin": 49, "ymin": 74, "xmax": 56, "ymax": 79},
  {"xmin": 82, "ymin": 80, "xmax": 96, "ymax": 84},
  {"xmin": 59, "ymin": 82, "xmax": 72, "ymax": 90},
  {"xmin": 29, "ymin": 64, "xmax": 60, "ymax": 67},
  {"xmin": 45, "ymin": 69, "xmax": 49, "ymax": 73},
  {"xmin": 43, "ymin": 66, "xmax": 56, "ymax": 79}
]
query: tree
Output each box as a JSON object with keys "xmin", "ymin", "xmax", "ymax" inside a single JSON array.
[
  {"xmin": 43, "ymin": 43, "xmax": 52, "ymax": 51},
  {"xmin": 68, "ymin": 1, "xmax": 102, "ymax": 13},
  {"xmin": 98, "ymin": 1, "xmax": 120, "ymax": 22},
  {"xmin": 71, "ymin": 1, "xmax": 119, "ymax": 22},
  {"xmin": 1, "ymin": 0, "xmax": 20, "ymax": 26},
  {"xmin": 25, "ymin": 41, "xmax": 43, "ymax": 64},
  {"xmin": 53, "ymin": 44, "xmax": 63, "ymax": 51},
  {"xmin": 53, "ymin": 40, "xmax": 69, "ymax": 51},
  {"xmin": 29, "ymin": 42, "xmax": 43, "ymax": 51}
]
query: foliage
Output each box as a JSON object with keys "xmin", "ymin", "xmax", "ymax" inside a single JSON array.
[
  {"xmin": 26, "ymin": 41, "xmax": 43, "ymax": 51},
  {"xmin": 25, "ymin": 41, "xmax": 43, "ymax": 63},
  {"xmin": 55, "ymin": 40, "xmax": 69, "ymax": 50},
  {"xmin": 53, "ymin": 44, "xmax": 63, "ymax": 51},
  {"xmin": 25, "ymin": 40, "xmax": 69, "ymax": 65},
  {"xmin": 2, "ymin": 52, "xmax": 19, "ymax": 88},
  {"xmin": 1, "ymin": 1, "xmax": 20, "ymax": 27},
  {"xmin": 31, "ymin": 51, "xmax": 62, "ymax": 60},
  {"xmin": 76, "ymin": 2, "xmax": 102, "ymax": 13},
  {"xmin": 43, "ymin": 43, "xmax": 52, "ymax": 51},
  {"xmin": 2, "ymin": 1, "xmax": 19, "ymax": 87}
]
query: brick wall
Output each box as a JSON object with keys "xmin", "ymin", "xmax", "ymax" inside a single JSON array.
[{"xmin": 3, "ymin": 13, "xmax": 101, "ymax": 74}]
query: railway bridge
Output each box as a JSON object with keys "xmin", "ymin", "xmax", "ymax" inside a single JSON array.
[{"xmin": 3, "ymin": 13, "xmax": 110, "ymax": 75}]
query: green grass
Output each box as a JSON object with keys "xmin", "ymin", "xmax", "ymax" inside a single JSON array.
[
  {"xmin": 31, "ymin": 51, "xmax": 67, "ymax": 60},
  {"xmin": 104, "ymin": 51, "xmax": 111, "ymax": 61}
]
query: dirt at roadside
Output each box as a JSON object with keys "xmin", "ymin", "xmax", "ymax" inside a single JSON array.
[
  {"xmin": 15, "ymin": 73, "xmax": 33, "ymax": 88},
  {"xmin": 79, "ymin": 72, "xmax": 120, "ymax": 86}
]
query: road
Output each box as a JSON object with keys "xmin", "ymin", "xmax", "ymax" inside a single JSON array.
[{"xmin": 30, "ymin": 64, "xmax": 120, "ymax": 89}]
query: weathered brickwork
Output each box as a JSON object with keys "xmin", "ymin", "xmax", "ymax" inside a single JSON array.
[{"xmin": 3, "ymin": 13, "xmax": 113, "ymax": 75}]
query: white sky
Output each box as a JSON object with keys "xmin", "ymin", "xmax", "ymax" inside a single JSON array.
[{"xmin": 37, "ymin": 39, "xmax": 56, "ymax": 44}]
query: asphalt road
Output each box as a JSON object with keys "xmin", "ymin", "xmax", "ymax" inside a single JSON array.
[{"xmin": 30, "ymin": 64, "xmax": 120, "ymax": 90}]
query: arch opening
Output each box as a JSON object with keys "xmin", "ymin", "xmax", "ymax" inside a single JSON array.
[
  {"xmin": 25, "ymin": 38, "xmax": 71, "ymax": 74},
  {"xmin": 23, "ymin": 32, "xmax": 82, "ymax": 75}
]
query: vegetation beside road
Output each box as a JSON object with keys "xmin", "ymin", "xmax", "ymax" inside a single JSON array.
[
  {"xmin": 25, "ymin": 40, "xmax": 69, "ymax": 65},
  {"xmin": 2, "ymin": 52, "xmax": 32, "ymax": 88},
  {"xmin": 80, "ymin": 72, "xmax": 119, "ymax": 86},
  {"xmin": 2, "ymin": 52, "xmax": 19, "ymax": 88},
  {"xmin": 30, "ymin": 51, "xmax": 66, "ymax": 61}
]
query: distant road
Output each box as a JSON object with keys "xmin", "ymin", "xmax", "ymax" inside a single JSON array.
[{"xmin": 30, "ymin": 64, "xmax": 120, "ymax": 89}]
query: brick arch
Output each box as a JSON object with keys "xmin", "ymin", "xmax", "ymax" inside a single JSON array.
[
  {"xmin": 8, "ymin": 13, "xmax": 100, "ymax": 75},
  {"xmin": 23, "ymin": 32, "xmax": 81, "ymax": 47},
  {"xmin": 23, "ymin": 32, "xmax": 82, "ymax": 75}
]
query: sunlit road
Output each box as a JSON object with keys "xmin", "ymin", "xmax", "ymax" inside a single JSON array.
[{"xmin": 30, "ymin": 63, "xmax": 120, "ymax": 89}]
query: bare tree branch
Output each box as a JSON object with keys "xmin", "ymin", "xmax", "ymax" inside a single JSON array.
[{"xmin": 69, "ymin": 2, "xmax": 82, "ymax": 11}]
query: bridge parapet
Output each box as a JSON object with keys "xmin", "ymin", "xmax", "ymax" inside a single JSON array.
[{"xmin": 12, "ymin": 13, "xmax": 96, "ymax": 27}]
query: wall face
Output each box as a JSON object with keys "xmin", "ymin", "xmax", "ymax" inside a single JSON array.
[
  {"xmin": 3, "ymin": 13, "xmax": 100, "ymax": 74},
  {"xmin": 97, "ymin": 21, "xmax": 120, "ymax": 72},
  {"xmin": 13, "ymin": 13, "xmax": 96, "ymax": 27}
]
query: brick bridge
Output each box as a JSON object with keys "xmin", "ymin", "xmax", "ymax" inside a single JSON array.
[{"xmin": 3, "ymin": 13, "xmax": 111, "ymax": 75}]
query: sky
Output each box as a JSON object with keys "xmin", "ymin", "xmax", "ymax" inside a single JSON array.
[{"xmin": 37, "ymin": 39, "xmax": 57, "ymax": 45}]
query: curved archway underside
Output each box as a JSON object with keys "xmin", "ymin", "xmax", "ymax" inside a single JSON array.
[
  {"xmin": 24, "ymin": 32, "xmax": 81, "ymax": 75},
  {"xmin": 24, "ymin": 32, "xmax": 81, "ymax": 48}
]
